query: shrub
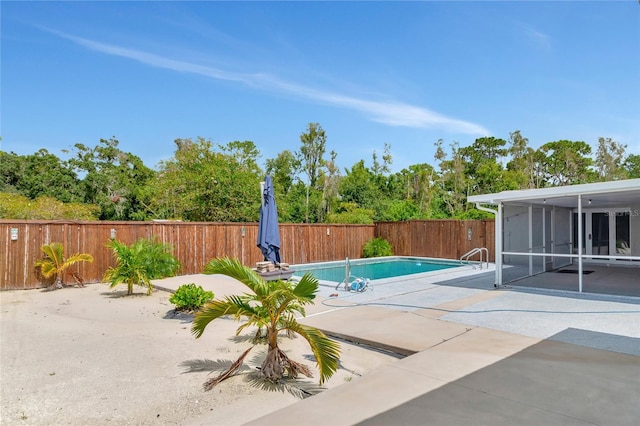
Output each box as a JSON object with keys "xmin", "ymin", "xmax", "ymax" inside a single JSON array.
[
  {"xmin": 170, "ymin": 283, "xmax": 214, "ymax": 311},
  {"xmin": 103, "ymin": 237, "xmax": 181, "ymax": 295},
  {"xmin": 362, "ymin": 237, "xmax": 393, "ymax": 258}
]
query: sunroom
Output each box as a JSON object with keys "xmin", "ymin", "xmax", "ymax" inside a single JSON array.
[{"xmin": 468, "ymin": 179, "xmax": 640, "ymax": 297}]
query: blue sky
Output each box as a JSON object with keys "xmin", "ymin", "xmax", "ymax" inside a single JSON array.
[{"xmin": 2, "ymin": 1, "xmax": 639, "ymax": 174}]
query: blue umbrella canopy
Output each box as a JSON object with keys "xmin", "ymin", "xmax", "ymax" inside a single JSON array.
[{"xmin": 257, "ymin": 176, "xmax": 281, "ymax": 264}]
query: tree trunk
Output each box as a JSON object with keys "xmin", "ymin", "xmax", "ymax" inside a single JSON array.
[{"xmin": 260, "ymin": 345, "xmax": 286, "ymax": 383}]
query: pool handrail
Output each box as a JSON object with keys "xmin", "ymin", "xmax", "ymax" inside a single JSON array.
[{"xmin": 460, "ymin": 247, "xmax": 489, "ymax": 269}]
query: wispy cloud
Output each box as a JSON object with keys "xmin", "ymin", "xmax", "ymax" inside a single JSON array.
[
  {"xmin": 520, "ymin": 23, "xmax": 552, "ymax": 52},
  {"xmin": 53, "ymin": 29, "xmax": 489, "ymax": 135}
]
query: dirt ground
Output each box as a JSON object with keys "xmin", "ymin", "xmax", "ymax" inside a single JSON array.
[{"xmin": 0, "ymin": 281, "xmax": 399, "ymax": 425}]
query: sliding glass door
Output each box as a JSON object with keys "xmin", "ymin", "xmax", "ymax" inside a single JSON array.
[{"xmin": 573, "ymin": 210, "xmax": 631, "ymax": 260}]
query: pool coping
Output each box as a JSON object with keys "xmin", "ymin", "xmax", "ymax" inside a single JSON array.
[{"xmin": 291, "ymin": 255, "xmax": 485, "ymax": 288}]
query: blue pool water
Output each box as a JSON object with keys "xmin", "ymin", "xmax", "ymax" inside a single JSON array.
[{"xmin": 292, "ymin": 257, "xmax": 460, "ymax": 283}]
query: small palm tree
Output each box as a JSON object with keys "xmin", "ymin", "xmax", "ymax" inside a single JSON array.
[
  {"xmin": 192, "ymin": 257, "xmax": 341, "ymax": 389},
  {"xmin": 103, "ymin": 238, "xmax": 180, "ymax": 295},
  {"xmin": 34, "ymin": 242, "xmax": 94, "ymax": 290}
]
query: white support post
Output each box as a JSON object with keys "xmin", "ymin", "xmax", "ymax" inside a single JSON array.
[
  {"xmin": 528, "ymin": 204, "xmax": 533, "ymax": 276},
  {"xmin": 542, "ymin": 207, "xmax": 546, "ymax": 272},
  {"xmin": 497, "ymin": 202, "xmax": 503, "ymax": 286},
  {"xmin": 578, "ymin": 194, "xmax": 583, "ymax": 292}
]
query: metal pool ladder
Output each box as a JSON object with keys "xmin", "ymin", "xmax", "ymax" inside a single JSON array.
[{"xmin": 460, "ymin": 247, "xmax": 489, "ymax": 269}]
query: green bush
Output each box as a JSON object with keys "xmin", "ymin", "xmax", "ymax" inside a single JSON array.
[
  {"xmin": 362, "ymin": 237, "xmax": 393, "ymax": 258},
  {"xmin": 103, "ymin": 237, "xmax": 181, "ymax": 295},
  {"xmin": 170, "ymin": 283, "xmax": 214, "ymax": 311}
]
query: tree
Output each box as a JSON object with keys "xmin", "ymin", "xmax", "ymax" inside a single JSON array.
[
  {"xmin": 265, "ymin": 149, "xmax": 301, "ymax": 195},
  {"xmin": 299, "ymin": 123, "xmax": 327, "ymax": 222},
  {"xmin": 623, "ymin": 154, "xmax": 640, "ymax": 178},
  {"xmin": 540, "ymin": 140, "xmax": 594, "ymax": 186},
  {"xmin": 192, "ymin": 258, "xmax": 341, "ymax": 388},
  {"xmin": 0, "ymin": 149, "xmax": 83, "ymax": 203},
  {"xmin": 68, "ymin": 138, "xmax": 156, "ymax": 220},
  {"xmin": 150, "ymin": 138, "xmax": 262, "ymax": 222},
  {"xmin": 34, "ymin": 242, "xmax": 94, "ymax": 290},
  {"xmin": 594, "ymin": 137, "xmax": 627, "ymax": 181},
  {"xmin": 265, "ymin": 150, "xmax": 303, "ymax": 222},
  {"xmin": 506, "ymin": 130, "xmax": 545, "ymax": 189},
  {"xmin": 318, "ymin": 150, "xmax": 341, "ymax": 223},
  {"xmin": 338, "ymin": 160, "xmax": 379, "ymax": 209},
  {"xmin": 460, "ymin": 136, "xmax": 509, "ymax": 195},
  {"xmin": 325, "ymin": 202, "xmax": 375, "ymax": 224},
  {"xmin": 434, "ymin": 140, "xmax": 468, "ymax": 217},
  {"xmin": 0, "ymin": 151, "xmax": 26, "ymax": 194}
]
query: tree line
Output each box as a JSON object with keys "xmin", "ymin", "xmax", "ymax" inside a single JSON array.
[{"xmin": 1, "ymin": 125, "xmax": 638, "ymax": 222}]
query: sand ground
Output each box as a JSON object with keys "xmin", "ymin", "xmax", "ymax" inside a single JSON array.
[{"xmin": 0, "ymin": 281, "xmax": 399, "ymax": 425}]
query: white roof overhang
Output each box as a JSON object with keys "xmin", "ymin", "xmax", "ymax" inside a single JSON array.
[{"xmin": 468, "ymin": 179, "xmax": 640, "ymax": 209}]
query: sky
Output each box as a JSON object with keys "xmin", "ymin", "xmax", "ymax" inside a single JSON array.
[{"xmin": 2, "ymin": 1, "xmax": 639, "ymax": 174}]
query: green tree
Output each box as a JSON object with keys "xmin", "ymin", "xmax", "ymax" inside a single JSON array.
[
  {"xmin": 506, "ymin": 130, "xmax": 545, "ymax": 189},
  {"xmin": 34, "ymin": 242, "xmax": 94, "ymax": 290},
  {"xmin": 623, "ymin": 154, "xmax": 640, "ymax": 178},
  {"xmin": 150, "ymin": 138, "xmax": 262, "ymax": 222},
  {"xmin": 299, "ymin": 123, "xmax": 327, "ymax": 222},
  {"xmin": 318, "ymin": 150, "xmax": 341, "ymax": 223},
  {"xmin": 594, "ymin": 137, "xmax": 627, "ymax": 181},
  {"xmin": 0, "ymin": 151, "xmax": 25, "ymax": 194},
  {"xmin": 103, "ymin": 238, "xmax": 181, "ymax": 295},
  {"xmin": 540, "ymin": 140, "xmax": 594, "ymax": 186},
  {"xmin": 460, "ymin": 136, "xmax": 509, "ymax": 195},
  {"xmin": 0, "ymin": 149, "xmax": 83, "ymax": 203},
  {"xmin": 265, "ymin": 149, "xmax": 301, "ymax": 195},
  {"xmin": 389, "ymin": 163, "xmax": 438, "ymax": 217},
  {"xmin": 375, "ymin": 199, "xmax": 422, "ymax": 221},
  {"xmin": 339, "ymin": 160, "xmax": 379, "ymax": 209},
  {"xmin": 325, "ymin": 202, "xmax": 375, "ymax": 224},
  {"xmin": 265, "ymin": 149, "xmax": 303, "ymax": 222},
  {"xmin": 192, "ymin": 258, "xmax": 341, "ymax": 388},
  {"xmin": 68, "ymin": 138, "xmax": 156, "ymax": 220},
  {"xmin": 434, "ymin": 140, "xmax": 468, "ymax": 217}
]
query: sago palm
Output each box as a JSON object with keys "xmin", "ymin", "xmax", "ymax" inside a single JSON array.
[
  {"xmin": 34, "ymin": 242, "xmax": 94, "ymax": 289},
  {"xmin": 192, "ymin": 257, "xmax": 341, "ymax": 389}
]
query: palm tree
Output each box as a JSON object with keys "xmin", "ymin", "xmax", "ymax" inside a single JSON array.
[
  {"xmin": 34, "ymin": 242, "xmax": 94, "ymax": 290},
  {"xmin": 192, "ymin": 257, "xmax": 341, "ymax": 389},
  {"xmin": 103, "ymin": 238, "xmax": 180, "ymax": 296}
]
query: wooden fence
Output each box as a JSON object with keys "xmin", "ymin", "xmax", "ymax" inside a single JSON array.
[
  {"xmin": 376, "ymin": 220, "xmax": 495, "ymax": 261},
  {"xmin": 0, "ymin": 219, "xmax": 494, "ymax": 290}
]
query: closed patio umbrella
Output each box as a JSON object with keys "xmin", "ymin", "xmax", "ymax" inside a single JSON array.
[{"xmin": 257, "ymin": 176, "xmax": 281, "ymax": 264}]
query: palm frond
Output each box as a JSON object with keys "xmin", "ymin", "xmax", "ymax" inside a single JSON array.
[
  {"xmin": 203, "ymin": 347, "xmax": 254, "ymax": 390},
  {"xmin": 35, "ymin": 261, "xmax": 57, "ymax": 279},
  {"xmin": 192, "ymin": 297, "xmax": 259, "ymax": 338},
  {"xmin": 283, "ymin": 320, "xmax": 341, "ymax": 385},
  {"xmin": 292, "ymin": 273, "xmax": 320, "ymax": 301},
  {"xmin": 40, "ymin": 242, "xmax": 64, "ymax": 269},
  {"xmin": 203, "ymin": 257, "xmax": 269, "ymax": 296}
]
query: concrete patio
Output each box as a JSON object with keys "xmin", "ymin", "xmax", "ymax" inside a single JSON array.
[{"xmin": 154, "ymin": 266, "xmax": 640, "ymax": 426}]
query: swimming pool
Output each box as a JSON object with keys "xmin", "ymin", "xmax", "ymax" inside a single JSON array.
[{"xmin": 292, "ymin": 256, "xmax": 462, "ymax": 285}]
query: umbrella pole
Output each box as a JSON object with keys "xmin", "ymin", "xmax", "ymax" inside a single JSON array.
[{"xmin": 260, "ymin": 181, "xmax": 265, "ymax": 207}]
